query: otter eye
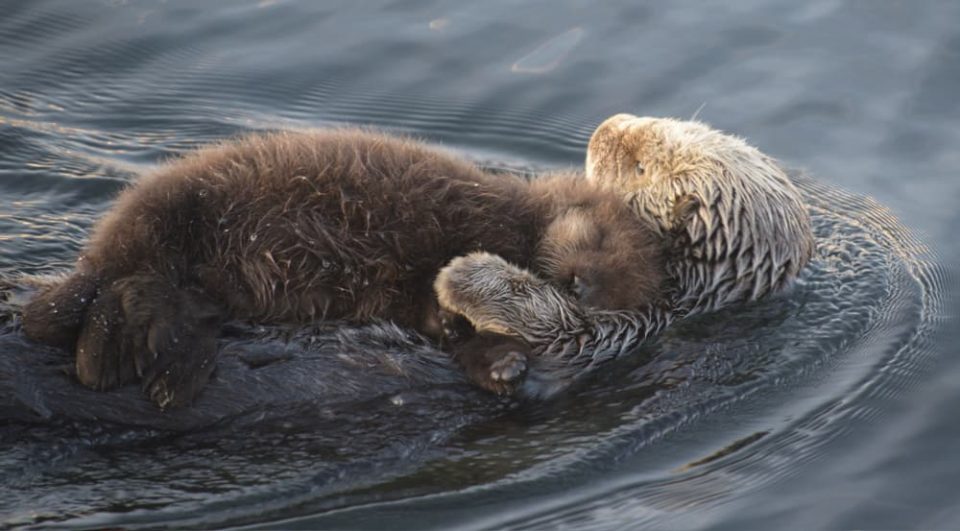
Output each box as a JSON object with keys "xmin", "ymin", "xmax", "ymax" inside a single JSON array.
[{"xmin": 635, "ymin": 161, "xmax": 645, "ymax": 175}]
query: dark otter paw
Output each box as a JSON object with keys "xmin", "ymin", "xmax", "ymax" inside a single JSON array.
[
  {"xmin": 76, "ymin": 275, "xmax": 222, "ymax": 409},
  {"xmin": 75, "ymin": 283, "xmax": 138, "ymax": 391},
  {"xmin": 486, "ymin": 350, "xmax": 528, "ymax": 395},
  {"xmin": 129, "ymin": 282, "xmax": 222, "ymax": 410},
  {"xmin": 438, "ymin": 308, "xmax": 475, "ymax": 346},
  {"xmin": 450, "ymin": 332, "xmax": 531, "ymax": 396}
]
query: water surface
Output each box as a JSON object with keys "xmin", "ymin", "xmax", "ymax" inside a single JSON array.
[{"xmin": 1, "ymin": 1, "xmax": 957, "ymax": 529}]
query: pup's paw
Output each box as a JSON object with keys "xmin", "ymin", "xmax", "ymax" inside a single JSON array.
[
  {"xmin": 450, "ymin": 331, "xmax": 530, "ymax": 396},
  {"xmin": 75, "ymin": 275, "xmax": 222, "ymax": 409},
  {"xmin": 486, "ymin": 350, "xmax": 528, "ymax": 395}
]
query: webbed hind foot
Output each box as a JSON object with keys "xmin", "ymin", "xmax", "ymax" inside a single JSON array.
[{"xmin": 75, "ymin": 275, "xmax": 222, "ymax": 409}]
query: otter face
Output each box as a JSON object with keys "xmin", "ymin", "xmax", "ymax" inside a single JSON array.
[
  {"xmin": 585, "ymin": 112, "xmax": 816, "ymax": 313},
  {"xmin": 585, "ymin": 113, "xmax": 717, "ymax": 192},
  {"xmin": 537, "ymin": 207, "xmax": 662, "ymax": 311}
]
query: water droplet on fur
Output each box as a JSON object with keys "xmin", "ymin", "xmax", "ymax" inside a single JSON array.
[
  {"xmin": 249, "ymin": 233, "xmax": 258, "ymax": 242},
  {"xmin": 198, "ymin": 190, "xmax": 208, "ymax": 198},
  {"xmin": 390, "ymin": 395, "xmax": 405, "ymax": 406}
]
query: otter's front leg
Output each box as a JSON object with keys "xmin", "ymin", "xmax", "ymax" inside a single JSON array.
[
  {"xmin": 434, "ymin": 252, "xmax": 586, "ymax": 394},
  {"xmin": 435, "ymin": 252, "xmax": 675, "ymax": 398},
  {"xmin": 76, "ymin": 274, "xmax": 223, "ymax": 409},
  {"xmin": 434, "ymin": 252, "xmax": 587, "ymax": 346}
]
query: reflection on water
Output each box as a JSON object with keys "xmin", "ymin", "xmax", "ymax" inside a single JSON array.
[
  {"xmin": 1, "ymin": 0, "xmax": 957, "ymax": 529},
  {"xmin": 511, "ymin": 27, "xmax": 584, "ymax": 74}
]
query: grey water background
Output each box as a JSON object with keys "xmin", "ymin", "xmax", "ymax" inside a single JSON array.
[{"xmin": 0, "ymin": 0, "xmax": 958, "ymax": 529}]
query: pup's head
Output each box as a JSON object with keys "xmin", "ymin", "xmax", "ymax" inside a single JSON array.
[{"xmin": 537, "ymin": 200, "xmax": 664, "ymax": 311}]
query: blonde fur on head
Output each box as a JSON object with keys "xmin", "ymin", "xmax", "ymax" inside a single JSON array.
[{"xmin": 586, "ymin": 114, "xmax": 815, "ymax": 314}]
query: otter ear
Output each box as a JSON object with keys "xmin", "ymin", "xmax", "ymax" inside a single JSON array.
[{"xmin": 671, "ymin": 194, "xmax": 702, "ymax": 228}]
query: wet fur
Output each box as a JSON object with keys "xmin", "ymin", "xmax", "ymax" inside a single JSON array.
[
  {"xmin": 585, "ymin": 114, "xmax": 815, "ymax": 313},
  {"xmin": 435, "ymin": 116, "xmax": 814, "ymax": 393},
  {"xmin": 21, "ymin": 129, "xmax": 666, "ymax": 406}
]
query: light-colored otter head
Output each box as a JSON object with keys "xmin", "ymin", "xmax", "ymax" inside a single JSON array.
[{"xmin": 586, "ymin": 113, "xmax": 815, "ymax": 313}]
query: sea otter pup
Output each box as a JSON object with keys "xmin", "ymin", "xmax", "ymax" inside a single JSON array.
[
  {"xmin": 435, "ymin": 116, "xmax": 815, "ymax": 395},
  {"xmin": 21, "ymin": 129, "xmax": 667, "ymax": 407}
]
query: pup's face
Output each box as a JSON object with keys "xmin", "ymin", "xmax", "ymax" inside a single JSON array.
[
  {"xmin": 538, "ymin": 206, "xmax": 662, "ymax": 311},
  {"xmin": 585, "ymin": 113, "xmax": 715, "ymax": 192}
]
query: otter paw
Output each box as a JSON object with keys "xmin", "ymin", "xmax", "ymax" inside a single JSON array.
[
  {"xmin": 449, "ymin": 331, "xmax": 531, "ymax": 396},
  {"xmin": 486, "ymin": 350, "xmax": 528, "ymax": 394},
  {"xmin": 435, "ymin": 252, "xmax": 551, "ymax": 338},
  {"xmin": 75, "ymin": 284, "xmax": 138, "ymax": 391},
  {"xmin": 75, "ymin": 275, "xmax": 223, "ymax": 409},
  {"xmin": 438, "ymin": 308, "xmax": 475, "ymax": 346},
  {"xmin": 130, "ymin": 284, "xmax": 222, "ymax": 410}
]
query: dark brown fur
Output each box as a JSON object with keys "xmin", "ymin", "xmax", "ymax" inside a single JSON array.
[{"xmin": 22, "ymin": 129, "xmax": 666, "ymax": 406}]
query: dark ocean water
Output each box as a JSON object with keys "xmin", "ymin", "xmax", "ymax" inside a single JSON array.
[{"xmin": 0, "ymin": 0, "xmax": 958, "ymax": 529}]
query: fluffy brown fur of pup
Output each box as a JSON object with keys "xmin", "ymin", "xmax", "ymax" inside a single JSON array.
[{"xmin": 22, "ymin": 129, "xmax": 666, "ymax": 406}]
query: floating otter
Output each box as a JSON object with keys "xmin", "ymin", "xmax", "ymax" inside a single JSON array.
[
  {"xmin": 21, "ymin": 129, "xmax": 667, "ymax": 407},
  {"xmin": 436, "ymin": 116, "xmax": 815, "ymax": 394}
]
